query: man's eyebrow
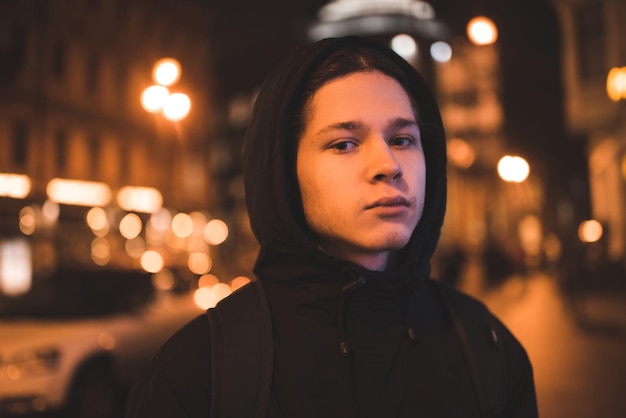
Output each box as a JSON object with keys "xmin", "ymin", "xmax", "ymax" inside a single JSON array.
[
  {"xmin": 313, "ymin": 120, "xmax": 364, "ymax": 137},
  {"xmin": 313, "ymin": 117, "xmax": 418, "ymax": 138},
  {"xmin": 388, "ymin": 117, "xmax": 419, "ymax": 130}
]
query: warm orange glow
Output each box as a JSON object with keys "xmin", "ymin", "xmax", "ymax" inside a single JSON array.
[
  {"xmin": 86, "ymin": 207, "xmax": 109, "ymax": 237},
  {"xmin": 0, "ymin": 173, "xmax": 31, "ymax": 198},
  {"xmin": 204, "ymin": 219, "xmax": 229, "ymax": 245},
  {"xmin": 171, "ymin": 213, "xmax": 193, "ymax": 238},
  {"xmin": 212, "ymin": 283, "xmax": 233, "ymax": 303},
  {"xmin": 153, "ymin": 58, "xmax": 181, "ymax": 86},
  {"xmin": 42, "ymin": 200, "xmax": 60, "ymax": 222},
  {"xmin": 578, "ymin": 220, "xmax": 603, "ymax": 243},
  {"xmin": 606, "ymin": 66, "xmax": 626, "ymax": 102},
  {"xmin": 230, "ymin": 276, "xmax": 251, "ymax": 291},
  {"xmin": 117, "ymin": 186, "xmax": 163, "ymax": 214},
  {"xmin": 125, "ymin": 236, "xmax": 146, "ymax": 258},
  {"xmin": 152, "ymin": 269, "xmax": 176, "ymax": 290},
  {"xmin": 498, "ymin": 155, "xmax": 530, "ymax": 183},
  {"xmin": 467, "ymin": 16, "xmax": 498, "ymax": 46},
  {"xmin": 98, "ymin": 332, "xmax": 116, "ymax": 350},
  {"xmin": 141, "ymin": 85, "xmax": 169, "ymax": 113},
  {"xmin": 91, "ymin": 237, "xmax": 110, "ymax": 266},
  {"xmin": 198, "ymin": 273, "xmax": 219, "ymax": 288},
  {"xmin": 188, "ymin": 252, "xmax": 212, "ymax": 275},
  {"xmin": 518, "ymin": 215, "xmax": 543, "ymax": 256},
  {"xmin": 447, "ymin": 138, "xmax": 475, "ymax": 168},
  {"xmin": 0, "ymin": 239, "xmax": 32, "ymax": 296},
  {"xmin": 193, "ymin": 287, "xmax": 215, "ymax": 310},
  {"xmin": 19, "ymin": 206, "xmax": 36, "ymax": 236},
  {"xmin": 119, "ymin": 213, "xmax": 143, "ymax": 239},
  {"xmin": 141, "ymin": 250, "xmax": 164, "ymax": 273},
  {"xmin": 47, "ymin": 178, "xmax": 112, "ymax": 207},
  {"xmin": 163, "ymin": 92, "xmax": 191, "ymax": 121}
]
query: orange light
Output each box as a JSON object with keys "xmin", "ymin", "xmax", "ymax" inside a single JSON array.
[
  {"xmin": 467, "ymin": 16, "xmax": 498, "ymax": 46},
  {"xmin": 153, "ymin": 58, "xmax": 181, "ymax": 86},
  {"xmin": 578, "ymin": 220, "xmax": 603, "ymax": 243},
  {"xmin": 498, "ymin": 155, "xmax": 530, "ymax": 183},
  {"xmin": 606, "ymin": 66, "xmax": 626, "ymax": 102}
]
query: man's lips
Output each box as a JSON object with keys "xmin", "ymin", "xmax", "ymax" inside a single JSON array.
[{"xmin": 364, "ymin": 196, "xmax": 411, "ymax": 210}]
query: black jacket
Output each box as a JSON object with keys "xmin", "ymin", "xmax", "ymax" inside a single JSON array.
[{"xmin": 126, "ymin": 36, "xmax": 538, "ymax": 418}]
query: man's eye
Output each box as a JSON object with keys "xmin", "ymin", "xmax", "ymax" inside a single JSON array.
[
  {"xmin": 389, "ymin": 136, "xmax": 415, "ymax": 147},
  {"xmin": 329, "ymin": 140, "xmax": 357, "ymax": 152}
]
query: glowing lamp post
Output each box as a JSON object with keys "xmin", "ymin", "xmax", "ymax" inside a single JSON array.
[
  {"xmin": 497, "ymin": 155, "xmax": 530, "ymax": 183},
  {"xmin": 141, "ymin": 58, "xmax": 191, "ymax": 121},
  {"xmin": 467, "ymin": 16, "xmax": 498, "ymax": 46},
  {"xmin": 606, "ymin": 66, "xmax": 626, "ymax": 102}
]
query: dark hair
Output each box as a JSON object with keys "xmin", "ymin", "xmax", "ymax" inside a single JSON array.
[{"xmin": 289, "ymin": 44, "xmax": 420, "ymax": 143}]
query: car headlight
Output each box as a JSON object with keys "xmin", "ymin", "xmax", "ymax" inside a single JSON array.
[{"xmin": 5, "ymin": 347, "xmax": 61, "ymax": 380}]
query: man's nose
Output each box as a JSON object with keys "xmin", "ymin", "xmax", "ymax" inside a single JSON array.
[{"xmin": 366, "ymin": 139, "xmax": 402, "ymax": 182}]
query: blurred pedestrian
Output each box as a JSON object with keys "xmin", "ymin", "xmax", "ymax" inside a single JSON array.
[{"xmin": 126, "ymin": 36, "xmax": 537, "ymax": 418}]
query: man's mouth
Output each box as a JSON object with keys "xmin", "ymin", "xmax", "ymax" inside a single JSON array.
[{"xmin": 365, "ymin": 196, "xmax": 411, "ymax": 210}]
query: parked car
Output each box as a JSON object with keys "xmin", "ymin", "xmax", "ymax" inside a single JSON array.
[{"xmin": 0, "ymin": 268, "xmax": 202, "ymax": 417}]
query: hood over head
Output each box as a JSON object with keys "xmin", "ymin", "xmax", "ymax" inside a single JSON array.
[{"xmin": 242, "ymin": 36, "xmax": 447, "ymax": 283}]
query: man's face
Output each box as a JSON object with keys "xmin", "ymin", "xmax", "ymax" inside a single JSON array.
[{"xmin": 297, "ymin": 71, "xmax": 426, "ymax": 271}]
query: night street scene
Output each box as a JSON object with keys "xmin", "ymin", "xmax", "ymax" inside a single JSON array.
[{"xmin": 1, "ymin": 0, "xmax": 625, "ymax": 417}]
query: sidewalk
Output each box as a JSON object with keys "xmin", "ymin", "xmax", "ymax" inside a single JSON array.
[{"xmin": 464, "ymin": 273, "xmax": 626, "ymax": 418}]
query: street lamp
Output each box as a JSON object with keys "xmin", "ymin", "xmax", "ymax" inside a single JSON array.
[
  {"xmin": 606, "ymin": 66, "xmax": 626, "ymax": 102},
  {"xmin": 467, "ymin": 16, "xmax": 498, "ymax": 46},
  {"xmin": 497, "ymin": 155, "xmax": 530, "ymax": 183},
  {"xmin": 141, "ymin": 58, "xmax": 191, "ymax": 121}
]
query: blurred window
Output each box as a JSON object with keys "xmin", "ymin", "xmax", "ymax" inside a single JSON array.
[
  {"xmin": 574, "ymin": 1, "xmax": 606, "ymax": 82},
  {"xmin": 52, "ymin": 41, "xmax": 66, "ymax": 81},
  {"xmin": 89, "ymin": 131, "xmax": 101, "ymax": 179},
  {"xmin": 11, "ymin": 120, "xmax": 29, "ymax": 167},
  {"xmin": 85, "ymin": 51, "xmax": 100, "ymax": 95},
  {"xmin": 55, "ymin": 128, "xmax": 68, "ymax": 173}
]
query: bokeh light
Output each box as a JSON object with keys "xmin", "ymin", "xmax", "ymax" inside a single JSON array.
[
  {"xmin": 153, "ymin": 58, "xmax": 181, "ymax": 86},
  {"xmin": 163, "ymin": 92, "xmax": 191, "ymax": 121},
  {"xmin": 390, "ymin": 34, "xmax": 417, "ymax": 60},
  {"xmin": 578, "ymin": 220, "xmax": 603, "ymax": 243},
  {"xmin": 0, "ymin": 173, "xmax": 31, "ymax": 198},
  {"xmin": 171, "ymin": 213, "xmax": 193, "ymax": 238},
  {"xmin": 198, "ymin": 273, "xmax": 219, "ymax": 288},
  {"xmin": 498, "ymin": 155, "xmax": 530, "ymax": 183},
  {"xmin": 467, "ymin": 16, "xmax": 498, "ymax": 46},
  {"xmin": 91, "ymin": 237, "xmax": 110, "ymax": 266},
  {"xmin": 230, "ymin": 276, "xmax": 251, "ymax": 291},
  {"xmin": 125, "ymin": 236, "xmax": 146, "ymax": 258},
  {"xmin": 447, "ymin": 138, "xmax": 475, "ymax": 169},
  {"xmin": 152, "ymin": 269, "xmax": 176, "ymax": 290},
  {"xmin": 204, "ymin": 219, "xmax": 229, "ymax": 245},
  {"xmin": 140, "ymin": 85, "xmax": 169, "ymax": 113},
  {"xmin": 119, "ymin": 213, "xmax": 143, "ymax": 240},
  {"xmin": 188, "ymin": 252, "xmax": 212, "ymax": 275},
  {"xmin": 19, "ymin": 206, "xmax": 36, "ymax": 235},
  {"xmin": 141, "ymin": 250, "xmax": 164, "ymax": 273},
  {"xmin": 430, "ymin": 41, "xmax": 452, "ymax": 63}
]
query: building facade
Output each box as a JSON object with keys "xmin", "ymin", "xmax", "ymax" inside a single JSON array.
[
  {"xmin": 0, "ymin": 0, "xmax": 215, "ymax": 284},
  {"xmin": 553, "ymin": 0, "xmax": 626, "ymax": 270}
]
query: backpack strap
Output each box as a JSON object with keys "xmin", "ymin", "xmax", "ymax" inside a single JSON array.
[
  {"xmin": 206, "ymin": 280, "xmax": 273, "ymax": 418},
  {"xmin": 432, "ymin": 281, "xmax": 507, "ymax": 418}
]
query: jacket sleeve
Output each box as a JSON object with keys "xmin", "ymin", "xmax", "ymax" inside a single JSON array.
[
  {"xmin": 125, "ymin": 314, "xmax": 212, "ymax": 418},
  {"xmin": 494, "ymin": 318, "xmax": 539, "ymax": 418}
]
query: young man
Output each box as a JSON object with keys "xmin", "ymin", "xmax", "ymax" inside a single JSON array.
[{"xmin": 126, "ymin": 36, "xmax": 537, "ymax": 418}]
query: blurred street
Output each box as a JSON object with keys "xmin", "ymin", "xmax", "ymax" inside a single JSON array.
[{"xmin": 465, "ymin": 273, "xmax": 626, "ymax": 418}]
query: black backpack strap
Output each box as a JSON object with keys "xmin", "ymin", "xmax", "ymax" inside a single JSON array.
[
  {"xmin": 206, "ymin": 280, "xmax": 273, "ymax": 418},
  {"xmin": 432, "ymin": 281, "xmax": 506, "ymax": 418}
]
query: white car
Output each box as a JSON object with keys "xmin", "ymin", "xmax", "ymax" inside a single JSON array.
[{"xmin": 0, "ymin": 269, "xmax": 203, "ymax": 418}]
